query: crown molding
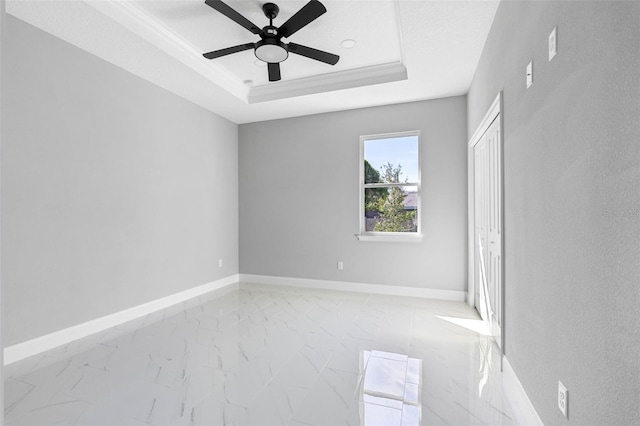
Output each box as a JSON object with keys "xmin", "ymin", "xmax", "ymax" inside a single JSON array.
[
  {"xmin": 248, "ymin": 61, "xmax": 408, "ymax": 103},
  {"xmin": 84, "ymin": 0, "xmax": 249, "ymax": 100}
]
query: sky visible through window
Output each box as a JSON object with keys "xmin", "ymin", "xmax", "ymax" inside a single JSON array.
[{"xmin": 364, "ymin": 135, "xmax": 419, "ymax": 183}]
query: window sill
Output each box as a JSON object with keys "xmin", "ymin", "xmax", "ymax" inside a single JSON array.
[{"xmin": 356, "ymin": 234, "xmax": 423, "ymax": 243}]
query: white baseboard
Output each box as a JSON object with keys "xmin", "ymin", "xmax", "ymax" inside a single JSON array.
[
  {"xmin": 4, "ymin": 273, "xmax": 541, "ymax": 425},
  {"xmin": 3, "ymin": 274, "xmax": 240, "ymax": 366},
  {"xmin": 4, "ymin": 273, "xmax": 465, "ymax": 366},
  {"xmin": 502, "ymin": 355, "xmax": 543, "ymax": 425},
  {"xmin": 239, "ymin": 274, "xmax": 466, "ymax": 302}
]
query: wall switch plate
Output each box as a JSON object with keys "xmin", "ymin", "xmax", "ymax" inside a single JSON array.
[
  {"xmin": 549, "ymin": 26, "xmax": 558, "ymax": 61},
  {"xmin": 337, "ymin": 261, "xmax": 344, "ymax": 270},
  {"xmin": 526, "ymin": 61, "xmax": 533, "ymax": 88},
  {"xmin": 218, "ymin": 259, "xmax": 223, "ymax": 268},
  {"xmin": 558, "ymin": 381, "xmax": 568, "ymax": 418}
]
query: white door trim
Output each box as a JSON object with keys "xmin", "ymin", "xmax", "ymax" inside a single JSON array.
[
  {"xmin": 1, "ymin": 0, "xmax": 6, "ymax": 418},
  {"xmin": 468, "ymin": 92, "xmax": 504, "ymax": 361},
  {"xmin": 467, "ymin": 92, "xmax": 502, "ymax": 309}
]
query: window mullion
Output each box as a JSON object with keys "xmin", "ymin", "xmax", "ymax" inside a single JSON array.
[{"xmin": 364, "ymin": 182, "xmax": 418, "ymax": 189}]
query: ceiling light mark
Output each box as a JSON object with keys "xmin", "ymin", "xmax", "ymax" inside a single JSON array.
[{"xmin": 341, "ymin": 39, "xmax": 356, "ymax": 49}]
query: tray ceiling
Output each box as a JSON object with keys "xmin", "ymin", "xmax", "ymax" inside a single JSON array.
[{"xmin": 5, "ymin": 0, "xmax": 500, "ymax": 123}]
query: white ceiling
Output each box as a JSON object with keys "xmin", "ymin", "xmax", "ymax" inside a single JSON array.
[
  {"xmin": 6, "ymin": 0, "xmax": 500, "ymax": 124},
  {"xmin": 135, "ymin": 0, "xmax": 404, "ymax": 82}
]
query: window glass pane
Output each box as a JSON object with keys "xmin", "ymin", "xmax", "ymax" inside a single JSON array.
[
  {"xmin": 364, "ymin": 185, "xmax": 418, "ymax": 232},
  {"xmin": 364, "ymin": 136, "xmax": 419, "ymax": 184}
]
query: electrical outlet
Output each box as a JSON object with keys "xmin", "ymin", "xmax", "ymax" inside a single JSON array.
[
  {"xmin": 337, "ymin": 261, "xmax": 344, "ymax": 270},
  {"xmin": 549, "ymin": 26, "xmax": 558, "ymax": 61},
  {"xmin": 558, "ymin": 381, "xmax": 568, "ymax": 418},
  {"xmin": 526, "ymin": 61, "xmax": 533, "ymax": 88},
  {"xmin": 218, "ymin": 259, "xmax": 223, "ymax": 268}
]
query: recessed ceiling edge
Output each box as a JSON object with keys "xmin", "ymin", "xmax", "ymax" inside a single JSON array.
[
  {"xmin": 80, "ymin": 0, "xmax": 408, "ymax": 105},
  {"xmin": 84, "ymin": 0, "xmax": 249, "ymax": 100},
  {"xmin": 247, "ymin": 61, "xmax": 408, "ymax": 104}
]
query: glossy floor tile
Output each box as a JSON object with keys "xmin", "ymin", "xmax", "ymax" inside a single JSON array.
[{"xmin": 4, "ymin": 283, "xmax": 515, "ymax": 425}]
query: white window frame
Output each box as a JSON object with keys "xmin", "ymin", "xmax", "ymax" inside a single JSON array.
[{"xmin": 358, "ymin": 130, "xmax": 422, "ymax": 243}]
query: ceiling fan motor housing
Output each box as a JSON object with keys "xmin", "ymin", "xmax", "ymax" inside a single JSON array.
[{"xmin": 255, "ymin": 3, "xmax": 287, "ymax": 64}]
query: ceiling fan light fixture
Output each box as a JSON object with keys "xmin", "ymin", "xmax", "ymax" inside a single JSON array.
[
  {"xmin": 203, "ymin": 0, "xmax": 339, "ymax": 82},
  {"xmin": 255, "ymin": 39, "xmax": 289, "ymax": 63}
]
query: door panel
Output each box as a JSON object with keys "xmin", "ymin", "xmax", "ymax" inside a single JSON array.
[
  {"xmin": 474, "ymin": 134, "xmax": 488, "ymax": 314},
  {"xmin": 474, "ymin": 115, "xmax": 502, "ymax": 343},
  {"xmin": 488, "ymin": 116, "xmax": 502, "ymax": 330}
]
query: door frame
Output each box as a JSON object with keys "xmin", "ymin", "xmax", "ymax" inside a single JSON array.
[
  {"xmin": 1, "ymin": 0, "xmax": 5, "ymax": 418},
  {"xmin": 467, "ymin": 92, "xmax": 504, "ymax": 349}
]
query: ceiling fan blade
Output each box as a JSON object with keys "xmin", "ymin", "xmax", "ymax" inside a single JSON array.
[
  {"xmin": 204, "ymin": 0, "xmax": 262, "ymax": 35},
  {"xmin": 288, "ymin": 43, "xmax": 339, "ymax": 65},
  {"xmin": 278, "ymin": 0, "xmax": 326, "ymax": 38},
  {"xmin": 268, "ymin": 63, "xmax": 282, "ymax": 81},
  {"xmin": 203, "ymin": 43, "xmax": 255, "ymax": 59}
]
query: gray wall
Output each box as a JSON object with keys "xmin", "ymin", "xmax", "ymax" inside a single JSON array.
[
  {"xmin": 468, "ymin": 1, "xmax": 640, "ymax": 425},
  {"xmin": 239, "ymin": 97, "xmax": 467, "ymax": 291},
  {"xmin": 2, "ymin": 16, "xmax": 239, "ymax": 346}
]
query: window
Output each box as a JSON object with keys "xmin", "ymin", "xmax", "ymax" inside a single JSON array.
[{"xmin": 359, "ymin": 131, "xmax": 421, "ymax": 242}]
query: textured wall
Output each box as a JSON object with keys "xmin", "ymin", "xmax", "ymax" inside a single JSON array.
[
  {"xmin": 2, "ymin": 16, "xmax": 239, "ymax": 345},
  {"xmin": 468, "ymin": 1, "xmax": 640, "ymax": 424},
  {"xmin": 239, "ymin": 97, "xmax": 467, "ymax": 291}
]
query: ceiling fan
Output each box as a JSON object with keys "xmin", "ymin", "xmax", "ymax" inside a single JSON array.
[{"xmin": 202, "ymin": 0, "xmax": 339, "ymax": 82}]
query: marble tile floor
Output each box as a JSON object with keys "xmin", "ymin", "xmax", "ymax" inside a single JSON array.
[{"xmin": 4, "ymin": 283, "xmax": 515, "ymax": 425}]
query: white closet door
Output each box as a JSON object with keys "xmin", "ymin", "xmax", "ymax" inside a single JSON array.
[{"xmin": 474, "ymin": 115, "xmax": 502, "ymax": 341}]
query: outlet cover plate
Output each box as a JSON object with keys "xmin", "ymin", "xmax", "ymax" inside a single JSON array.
[
  {"xmin": 549, "ymin": 26, "xmax": 557, "ymax": 61},
  {"xmin": 558, "ymin": 381, "xmax": 568, "ymax": 418},
  {"xmin": 526, "ymin": 61, "xmax": 533, "ymax": 88}
]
